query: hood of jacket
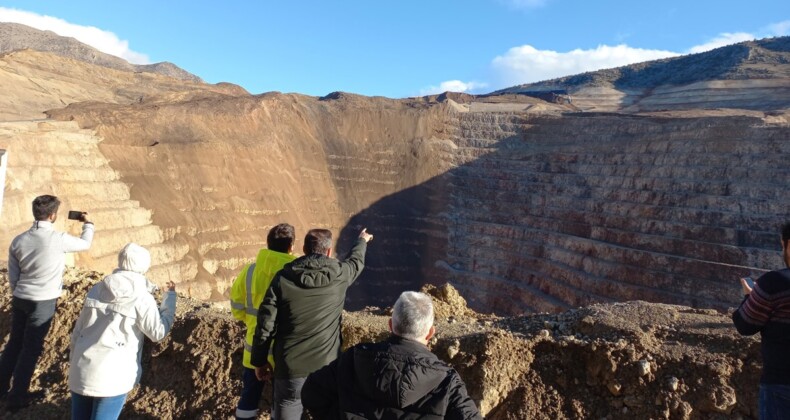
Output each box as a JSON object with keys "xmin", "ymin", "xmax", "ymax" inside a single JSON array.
[
  {"xmin": 84, "ymin": 270, "xmax": 147, "ymax": 317},
  {"xmin": 351, "ymin": 336, "xmax": 449, "ymax": 408},
  {"xmin": 282, "ymin": 254, "xmax": 342, "ymax": 288}
]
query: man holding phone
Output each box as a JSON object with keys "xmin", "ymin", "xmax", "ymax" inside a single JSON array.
[
  {"xmin": 733, "ymin": 222, "xmax": 790, "ymax": 419},
  {"xmin": 0, "ymin": 195, "xmax": 94, "ymax": 411}
]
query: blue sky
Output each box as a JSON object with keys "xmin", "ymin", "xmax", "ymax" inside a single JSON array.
[{"xmin": 1, "ymin": 1, "xmax": 788, "ymax": 98}]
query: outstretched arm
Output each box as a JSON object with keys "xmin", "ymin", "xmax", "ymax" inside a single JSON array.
[
  {"xmin": 137, "ymin": 282, "xmax": 177, "ymax": 342},
  {"xmin": 339, "ymin": 229, "xmax": 373, "ymax": 285},
  {"xmin": 62, "ymin": 222, "xmax": 95, "ymax": 253}
]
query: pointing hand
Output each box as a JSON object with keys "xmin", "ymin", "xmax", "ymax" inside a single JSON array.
[{"xmin": 359, "ymin": 228, "xmax": 373, "ymax": 243}]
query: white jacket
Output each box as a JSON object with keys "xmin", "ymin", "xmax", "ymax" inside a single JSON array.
[{"xmin": 69, "ymin": 269, "xmax": 176, "ymax": 397}]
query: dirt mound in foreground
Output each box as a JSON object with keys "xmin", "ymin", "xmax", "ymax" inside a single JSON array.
[{"xmin": 0, "ymin": 267, "xmax": 760, "ymax": 419}]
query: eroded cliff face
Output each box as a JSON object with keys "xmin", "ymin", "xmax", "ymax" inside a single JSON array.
[
  {"xmin": 46, "ymin": 93, "xmax": 456, "ymax": 300},
  {"xmin": 1, "ymin": 45, "xmax": 788, "ymax": 313},
  {"xmin": 40, "ymin": 96, "xmax": 790, "ymax": 315}
]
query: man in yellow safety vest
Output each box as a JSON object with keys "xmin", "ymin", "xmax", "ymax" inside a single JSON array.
[{"xmin": 230, "ymin": 223, "xmax": 296, "ymax": 419}]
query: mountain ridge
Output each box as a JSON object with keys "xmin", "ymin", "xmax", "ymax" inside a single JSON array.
[
  {"xmin": 0, "ymin": 22, "xmax": 202, "ymax": 82},
  {"xmin": 495, "ymin": 36, "xmax": 790, "ymax": 94}
]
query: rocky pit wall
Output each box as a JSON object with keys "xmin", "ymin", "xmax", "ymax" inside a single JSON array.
[
  {"xmin": 1, "ymin": 43, "xmax": 789, "ymax": 316},
  {"xmin": 431, "ymin": 112, "xmax": 790, "ymax": 314},
  {"xmin": 44, "ymin": 93, "xmax": 457, "ymax": 303},
  {"xmin": 36, "ymin": 96, "xmax": 790, "ymax": 316},
  {"xmin": 0, "ymin": 266, "xmax": 762, "ymax": 419}
]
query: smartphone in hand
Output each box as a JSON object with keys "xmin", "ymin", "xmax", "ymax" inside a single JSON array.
[
  {"xmin": 68, "ymin": 210, "xmax": 85, "ymax": 220},
  {"xmin": 744, "ymin": 277, "xmax": 755, "ymax": 289}
]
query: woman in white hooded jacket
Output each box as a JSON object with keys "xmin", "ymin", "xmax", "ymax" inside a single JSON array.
[{"xmin": 69, "ymin": 243, "xmax": 176, "ymax": 420}]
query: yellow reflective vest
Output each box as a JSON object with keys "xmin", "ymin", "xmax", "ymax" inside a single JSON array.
[{"xmin": 230, "ymin": 248, "xmax": 296, "ymax": 369}]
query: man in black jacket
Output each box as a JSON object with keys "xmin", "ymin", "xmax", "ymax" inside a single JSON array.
[
  {"xmin": 301, "ymin": 291, "xmax": 482, "ymax": 420},
  {"xmin": 250, "ymin": 228, "xmax": 373, "ymax": 420}
]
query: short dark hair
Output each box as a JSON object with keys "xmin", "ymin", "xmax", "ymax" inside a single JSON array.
[
  {"xmin": 267, "ymin": 223, "xmax": 295, "ymax": 253},
  {"xmin": 303, "ymin": 229, "xmax": 333, "ymax": 255},
  {"xmin": 32, "ymin": 195, "xmax": 60, "ymax": 221},
  {"xmin": 782, "ymin": 222, "xmax": 790, "ymax": 245}
]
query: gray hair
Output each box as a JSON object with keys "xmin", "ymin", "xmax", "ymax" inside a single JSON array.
[{"xmin": 391, "ymin": 291, "xmax": 434, "ymax": 340}]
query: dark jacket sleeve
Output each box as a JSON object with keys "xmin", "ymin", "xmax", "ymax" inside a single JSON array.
[
  {"xmin": 302, "ymin": 356, "xmax": 341, "ymax": 419},
  {"xmin": 339, "ymin": 239, "xmax": 367, "ymax": 285},
  {"xmin": 446, "ymin": 370, "xmax": 483, "ymax": 420},
  {"xmin": 250, "ymin": 277, "xmax": 279, "ymax": 367},
  {"xmin": 733, "ymin": 296, "xmax": 761, "ymax": 336}
]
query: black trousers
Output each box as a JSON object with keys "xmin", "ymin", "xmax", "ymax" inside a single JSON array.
[{"xmin": 0, "ymin": 296, "xmax": 58, "ymax": 403}]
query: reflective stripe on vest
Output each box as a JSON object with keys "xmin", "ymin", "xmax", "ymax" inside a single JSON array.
[{"xmin": 245, "ymin": 263, "xmax": 257, "ymax": 317}]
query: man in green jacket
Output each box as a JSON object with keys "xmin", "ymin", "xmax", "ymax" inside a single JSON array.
[{"xmin": 251, "ymin": 227, "xmax": 373, "ymax": 420}]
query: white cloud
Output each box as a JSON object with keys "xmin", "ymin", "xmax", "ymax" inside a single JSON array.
[
  {"xmin": 687, "ymin": 32, "xmax": 756, "ymax": 54},
  {"xmin": 766, "ymin": 20, "xmax": 790, "ymax": 36},
  {"xmin": 0, "ymin": 7, "xmax": 149, "ymax": 64},
  {"xmin": 419, "ymin": 80, "xmax": 489, "ymax": 96},
  {"xmin": 492, "ymin": 44, "xmax": 679, "ymax": 86}
]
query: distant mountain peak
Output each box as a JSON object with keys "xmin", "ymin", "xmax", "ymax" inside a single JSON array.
[{"xmin": 0, "ymin": 22, "xmax": 202, "ymax": 82}]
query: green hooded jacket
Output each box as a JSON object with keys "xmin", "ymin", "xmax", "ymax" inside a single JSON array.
[{"xmin": 250, "ymin": 239, "xmax": 367, "ymax": 378}]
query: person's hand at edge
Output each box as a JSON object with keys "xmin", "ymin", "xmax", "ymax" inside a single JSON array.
[
  {"xmin": 166, "ymin": 281, "xmax": 176, "ymax": 292},
  {"xmin": 255, "ymin": 363, "xmax": 273, "ymax": 381},
  {"xmin": 79, "ymin": 212, "xmax": 93, "ymax": 224},
  {"xmin": 740, "ymin": 277, "xmax": 753, "ymax": 295},
  {"xmin": 359, "ymin": 228, "xmax": 373, "ymax": 243}
]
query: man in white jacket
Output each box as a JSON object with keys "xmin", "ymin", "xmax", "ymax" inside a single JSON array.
[
  {"xmin": 69, "ymin": 243, "xmax": 176, "ymax": 420},
  {"xmin": 0, "ymin": 195, "xmax": 94, "ymax": 410}
]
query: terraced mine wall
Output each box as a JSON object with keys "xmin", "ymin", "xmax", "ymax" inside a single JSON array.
[
  {"xmin": 0, "ymin": 120, "xmax": 190, "ymax": 283},
  {"xmin": 36, "ymin": 96, "xmax": 790, "ymax": 314},
  {"xmin": 441, "ymin": 113, "xmax": 789, "ymax": 313},
  {"xmin": 343, "ymin": 111, "xmax": 790, "ymax": 313}
]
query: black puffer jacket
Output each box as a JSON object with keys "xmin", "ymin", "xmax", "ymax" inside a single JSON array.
[{"xmin": 302, "ymin": 335, "xmax": 482, "ymax": 420}]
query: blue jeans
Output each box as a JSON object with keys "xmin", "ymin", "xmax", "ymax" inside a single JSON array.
[
  {"xmin": 71, "ymin": 392, "xmax": 127, "ymax": 420},
  {"xmin": 0, "ymin": 297, "xmax": 57, "ymax": 403},
  {"xmin": 237, "ymin": 367, "xmax": 267, "ymax": 419},
  {"xmin": 273, "ymin": 377, "xmax": 307, "ymax": 420},
  {"xmin": 760, "ymin": 384, "xmax": 790, "ymax": 420}
]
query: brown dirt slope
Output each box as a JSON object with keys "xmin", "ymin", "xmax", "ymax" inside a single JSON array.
[
  {"xmin": 0, "ymin": 49, "xmax": 246, "ymax": 120},
  {"xmin": 0, "ymin": 267, "xmax": 761, "ymax": 419}
]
